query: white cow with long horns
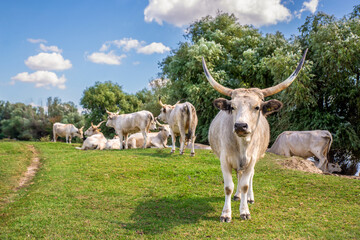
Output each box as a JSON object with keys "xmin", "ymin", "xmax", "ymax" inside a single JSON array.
[{"xmin": 202, "ymin": 49, "xmax": 308, "ymax": 222}]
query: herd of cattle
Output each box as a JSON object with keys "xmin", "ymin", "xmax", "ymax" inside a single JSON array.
[{"xmin": 52, "ymin": 49, "xmax": 341, "ymax": 222}]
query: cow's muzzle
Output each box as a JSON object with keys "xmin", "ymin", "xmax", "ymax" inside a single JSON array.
[{"xmin": 234, "ymin": 123, "xmax": 250, "ymax": 137}]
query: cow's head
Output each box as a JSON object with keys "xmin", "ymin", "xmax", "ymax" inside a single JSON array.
[
  {"xmin": 156, "ymin": 118, "xmax": 171, "ymax": 137},
  {"xmin": 157, "ymin": 97, "xmax": 180, "ymax": 123},
  {"xmin": 85, "ymin": 121, "xmax": 105, "ymax": 137},
  {"xmin": 105, "ymin": 109, "xmax": 120, "ymax": 128},
  {"xmin": 202, "ymin": 49, "xmax": 307, "ymax": 138},
  {"xmin": 76, "ymin": 126, "xmax": 84, "ymax": 139}
]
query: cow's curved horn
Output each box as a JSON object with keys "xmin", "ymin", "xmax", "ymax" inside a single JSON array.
[
  {"xmin": 261, "ymin": 49, "xmax": 308, "ymax": 97},
  {"xmin": 96, "ymin": 121, "xmax": 105, "ymax": 128},
  {"xmin": 158, "ymin": 96, "xmax": 165, "ymax": 107},
  {"xmin": 105, "ymin": 108, "xmax": 111, "ymax": 115},
  {"xmin": 91, "ymin": 122, "xmax": 95, "ymax": 128},
  {"xmin": 175, "ymin": 100, "xmax": 180, "ymax": 105},
  {"xmin": 202, "ymin": 57, "xmax": 233, "ymax": 97},
  {"xmin": 155, "ymin": 118, "xmax": 164, "ymax": 127}
]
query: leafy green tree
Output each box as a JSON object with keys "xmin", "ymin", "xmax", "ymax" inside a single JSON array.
[
  {"xmin": 159, "ymin": 13, "xmax": 310, "ymax": 143},
  {"xmin": 282, "ymin": 7, "xmax": 360, "ymax": 172}
]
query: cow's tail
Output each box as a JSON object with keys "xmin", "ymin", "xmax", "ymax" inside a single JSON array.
[
  {"xmin": 147, "ymin": 113, "xmax": 155, "ymax": 131},
  {"xmin": 324, "ymin": 131, "xmax": 333, "ymax": 159},
  {"xmin": 185, "ymin": 102, "xmax": 194, "ymax": 141}
]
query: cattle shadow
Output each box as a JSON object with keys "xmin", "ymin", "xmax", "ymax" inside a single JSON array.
[
  {"xmin": 136, "ymin": 150, "xmax": 178, "ymax": 159},
  {"xmin": 120, "ymin": 196, "xmax": 219, "ymax": 235}
]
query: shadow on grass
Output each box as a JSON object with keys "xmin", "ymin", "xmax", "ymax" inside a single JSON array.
[
  {"xmin": 136, "ymin": 150, "xmax": 175, "ymax": 159},
  {"xmin": 123, "ymin": 196, "xmax": 220, "ymax": 235}
]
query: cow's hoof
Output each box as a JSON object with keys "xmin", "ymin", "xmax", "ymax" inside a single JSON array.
[
  {"xmin": 248, "ymin": 200, "xmax": 255, "ymax": 204},
  {"xmin": 240, "ymin": 214, "xmax": 251, "ymax": 220},
  {"xmin": 170, "ymin": 150, "xmax": 175, "ymax": 154},
  {"xmin": 180, "ymin": 152, "xmax": 184, "ymax": 155},
  {"xmin": 220, "ymin": 216, "xmax": 231, "ymax": 222},
  {"xmin": 233, "ymin": 196, "xmax": 240, "ymax": 201},
  {"xmin": 190, "ymin": 153, "xmax": 195, "ymax": 157}
]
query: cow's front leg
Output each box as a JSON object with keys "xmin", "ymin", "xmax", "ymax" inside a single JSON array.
[
  {"xmin": 141, "ymin": 131, "xmax": 147, "ymax": 149},
  {"xmin": 239, "ymin": 167, "xmax": 254, "ymax": 220},
  {"xmin": 220, "ymin": 158, "xmax": 233, "ymax": 222},
  {"xmin": 170, "ymin": 129, "xmax": 176, "ymax": 154},
  {"xmin": 118, "ymin": 133, "xmax": 123, "ymax": 150},
  {"xmin": 124, "ymin": 133, "xmax": 129, "ymax": 149},
  {"xmin": 247, "ymin": 171, "xmax": 255, "ymax": 204}
]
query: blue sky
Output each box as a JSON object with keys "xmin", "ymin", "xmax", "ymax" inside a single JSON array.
[{"xmin": 0, "ymin": 0, "xmax": 358, "ymax": 109}]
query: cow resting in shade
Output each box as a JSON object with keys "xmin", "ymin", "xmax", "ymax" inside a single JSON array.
[
  {"xmin": 105, "ymin": 109, "xmax": 156, "ymax": 149},
  {"xmin": 53, "ymin": 123, "xmax": 84, "ymax": 143},
  {"xmin": 267, "ymin": 130, "xmax": 334, "ymax": 172},
  {"xmin": 202, "ymin": 49, "xmax": 308, "ymax": 222},
  {"xmin": 157, "ymin": 98, "xmax": 198, "ymax": 156}
]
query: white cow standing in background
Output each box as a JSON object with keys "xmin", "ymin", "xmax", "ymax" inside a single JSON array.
[
  {"xmin": 53, "ymin": 123, "xmax": 84, "ymax": 143},
  {"xmin": 105, "ymin": 109, "xmax": 156, "ymax": 149}
]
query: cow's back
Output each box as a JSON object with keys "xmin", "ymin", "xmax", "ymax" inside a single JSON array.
[
  {"xmin": 269, "ymin": 130, "xmax": 332, "ymax": 158},
  {"xmin": 116, "ymin": 110, "xmax": 153, "ymax": 134},
  {"xmin": 53, "ymin": 123, "xmax": 69, "ymax": 137},
  {"xmin": 169, "ymin": 102, "xmax": 197, "ymax": 135}
]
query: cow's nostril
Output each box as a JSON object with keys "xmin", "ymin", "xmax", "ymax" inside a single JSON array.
[{"xmin": 234, "ymin": 123, "xmax": 248, "ymax": 131}]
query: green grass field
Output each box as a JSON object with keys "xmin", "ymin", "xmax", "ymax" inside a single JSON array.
[{"xmin": 0, "ymin": 141, "xmax": 359, "ymax": 239}]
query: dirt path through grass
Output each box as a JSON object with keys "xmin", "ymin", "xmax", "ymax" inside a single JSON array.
[{"xmin": 15, "ymin": 144, "xmax": 41, "ymax": 190}]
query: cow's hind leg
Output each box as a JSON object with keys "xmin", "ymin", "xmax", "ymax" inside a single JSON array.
[
  {"xmin": 179, "ymin": 125, "xmax": 186, "ymax": 155},
  {"xmin": 141, "ymin": 130, "xmax": 148, "ymax": 149},
  {"xmin": 234, "ymin": 171, "xmax": 241, "ymax": 201},
  {"xmin": 220, "ymin": 155, "xmax": 234, "ymax": 222},
  {"xmin": 314, "ymin": 150, "xmax": 328, "ymax": 172},
  {"xmin": 190, "ymin": 135, "xmax": 196, "ymax": 157}
]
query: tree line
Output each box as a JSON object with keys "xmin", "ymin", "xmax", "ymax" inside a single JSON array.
[{"xmin": 1, "ymin": 5, "xmax": 359, "ymax": 173}]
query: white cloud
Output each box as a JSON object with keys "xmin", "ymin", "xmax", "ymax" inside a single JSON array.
[
  {"xmin": 11, "ymin": 71, "xmax": 66, "ymax": 89},
  {"xmin": 295, "ymin": 0, "xmax": 319, "ymax": 18},
  {"xmin": 88, "ymin": 38, "xmax": 170, "ymax": 65},
  {"xmin": 39, "ymin": 43, "xmax": 62, "ymax": 53},
  {"xmin": 137, "ymin": 42, "xmax": 170, "ymax": 54},
  {"xmin": 27, "ymin": 38, "xmax": 47, "ymax": 44},
  {"xmin": 100, "ymin": 38, "xmax": 143, "ymax": 52},
  {"xmin": 25, "ymin": 52, "xmax": 72, "ymax": 71},
  {"xmin": 86, "ymin": 51, "xmax": 126, "ymax": 65},
  {"xmin": 144, "ymin": 0, "xmax": 292, "ymax": 27}
]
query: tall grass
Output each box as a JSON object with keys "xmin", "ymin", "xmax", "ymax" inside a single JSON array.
[{"xmin": 0, "ymin": 141, "xmax": 359, "ymax": 239}]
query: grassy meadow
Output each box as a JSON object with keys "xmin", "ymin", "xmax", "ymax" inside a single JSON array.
[{"xmin": 0, "ymin": 141, "xmax": 359, "ymax": 239}]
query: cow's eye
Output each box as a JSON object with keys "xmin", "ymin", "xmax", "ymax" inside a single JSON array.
[{"xmin": 255, "ymin": 106, "xmax": 260, "ymax": 111}]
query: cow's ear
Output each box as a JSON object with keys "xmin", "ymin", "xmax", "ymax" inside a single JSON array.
[
  {"xmin": 162, "ymin": 107, "xmax": 166, "ymax": 113},
  {"xmin": 261, "ymin": 99, "xmax": 283, "ymax": 116},
  {"xmin": 213, "ymin": 98, "xmax": 232, "ymax": 113}
]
